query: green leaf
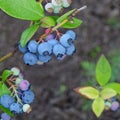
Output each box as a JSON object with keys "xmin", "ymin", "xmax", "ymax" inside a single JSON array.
[
  {"xmin": 57, "ymin": 9, "xmax": 76, "ymax": 23},
  {"xmin": 101, "ymin": 88, "xmax": 116, "ymax": 100},
  {"xmin": 2, "ymin": 70, "xmax": 13, "ymax": 82},
  {"xmin": 77, "ymin": 86, "xmax": 99, "ymax": 99},
  {"xmin": 40, "ymin": 16, "xmax": 56, "ymax": 28},
  {"xmin": 92, "ymin": 97, "xmax": 105, "ymax": 117},
  {"xmin": 0, "ymin": 82, "xmax": 11, "ymax": 97},
  {"xmin": 20, "ymin": 24, "xmax": 39, "ymax": 47},
  {"xmin": 61, "ymin": 17, "xmax": 83, "ymax": 28},
  {"xmin": 0, "ymin": 0, "xmax": 44, "ymax": 20},
  {"xmin": 96, "ymin": 55, "xmax": 111, "ymax": 86},
  {"xmin": 105, "ymin": 82, "xmax": 120, "ymax": 94},
  {"xmin": 0, "ymin": 105, "xmax": 14, "ymax": 116}
]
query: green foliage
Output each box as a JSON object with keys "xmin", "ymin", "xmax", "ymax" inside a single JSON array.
[
  {"xmin": 105, "ymin": 82, "xmax": 120, "ymax": 94},
  {"xmin": 40, "ymin": 16, "xmax": 56, "ymax": 28},
  {"xmin": 20, "ymin": 24, "xmax": 39, "ymax": 47},
  {"xmin": 92, "ymin": 97, "xmax": 105, "ymax": 117},
  {"xmin": 107, "ymin": 17, "xmax": 120, "ymax": 27},
  {"xmin": 77, "ymin": 54, "xmax": 120, "ymax": 117},
  {"xmin": 59, "ymin": 85, "xmax": 67, "ymax": 94},
  {"xmin": 0, "ymin": 82, "xmax": 11, "ymax": 96},
  {"xmin": 0, "ymin": 0, "xmax": 44, "ymax": 20},
  {"xmin": 57, "ymin": 9, "xmax": 76, "ymax": 23},
  {"xmin": 88, "ymin": 46, "xmax": 101, "ymax": 58},
  {"xmin": 61, "ymin": 17, "xmax": 83, "ymax": 28},
  {"xmin": 96, "ymin": 55, "xmax": 111, "ymax": 86},
  {"xmin": 2, "ymin": 70, "xmax": 13, "ymax": 82},
  {"xmin": 0, "ymin": 105, "xmax": 14, "ymax": 117}
]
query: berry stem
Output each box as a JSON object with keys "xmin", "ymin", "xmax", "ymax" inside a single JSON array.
[
  {"xmin": 0, "ymin": 49, "xmax": 17, "ymax": 63},
  {"xmin": 38, "ymin": 5, "xmax": 87, "ymax": 40}
]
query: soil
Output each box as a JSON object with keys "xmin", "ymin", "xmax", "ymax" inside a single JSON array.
[{"xmin": 0, "ymin": 0, "xmax": 120, "ymax": 120}]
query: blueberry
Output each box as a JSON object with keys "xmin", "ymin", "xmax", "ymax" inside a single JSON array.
[
  {"xmin": 60, "ymin": 33, "xmax": 74, "ymax": 47},
  {"xmin": 37, "ymin": 42, "xmax": 52, "ymax": 56},
  {"xmin": 1, "ymin": 113, "xmax": 11, "ymax": 120},
  {"xmin": 11, "ymin": 67, "xmax": 20, "ymax": 76},
  {"xmin": 66, "ymin": 44, "xmax": 76, "ymax": 55},
  {"xmin": 22, "ymin": 90, "xmax": 35, "ymax": 104},
  {"xmin": 54, "ymin": 6, "xmax": 63, "ymax": 14},
  {"xmin": 47, "ymin": 39, "xmax": 58, "ymax": 46},
  {"xmin": 22, "ymin": 104, "xmax": 31, "ymax": 113},
  {"xmin": 53, "ymin": 44, "xmax": 66, "ymax": 59},
  {"xmin": 0, "ymin": 95, "xmax": 15, "ymax": 108},
  {"xmin": 52, "ymin": 0, "xmax": 62, "ymax": 6},
  {"xmin": 27, "ymin": 40, "xmax": 38, "ymax": 53},
  {"xmin": 23, "ymin": 52, "xmax": 38, "ymax": 65},
  {"xmin": 62, "ymin": 0, "xmax": 72, "ymax": 8},
  {"xmin": 110, "ymin": 101, "xmax": 120, "ymax": 111},
  {"xmin": 45, "ymin": 3, "xmax": 54, "ymax": 13},
  {"xmin": 45, "ymin": 34, "xmax": 55, "ymax": 41},
  {"xmin": 19, "ymin": 80, "xmax": 30, "ymax": 91},
  {"xmin": 10, "ymin": 103, "xmax": 23, "ymax": 114},
  {"xmin": 38, "ymin": 55, "xmax": 52, "ymax": 63},
  {"xmin": 66, "ymin": 30, "xmax": 76, "ymax": 40},
  {"xmin": 18, "ymin": 44, "xmax": 27, "ymax": 53}
]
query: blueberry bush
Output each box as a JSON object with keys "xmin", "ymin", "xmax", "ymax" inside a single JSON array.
[{"xmin": 0, "ymin": 0, "xmax": 119, "ymax": 120}]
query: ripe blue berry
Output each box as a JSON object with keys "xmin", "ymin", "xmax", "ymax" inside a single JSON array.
[
  {"xmin": 38, "ymin": 55, "xmax": 52, "ymax": 63},
  {"xmin": 110, "ymin": 101, "xmax": 120, "ymax": 111},
  {"xmin": 10, "ymin": 103, "xmax": 23, "ymax": 114},
  {"xmin": 66, "ymin": 44, "xmax": 76, "ymax": 55},
  {"xmin": 27, "ymin": 40, "xmax": 38, "ymax": 53},
  {"xmin": 53, "ymin": 44, "xmax": 66, "ymax": 59},
  {"xmin": 23, "ymin": 52, "xmax": 38, "ymax": 65},
  {"xmin": 60, "ymin": 34, "xmax": 73, "ymax": 47},
  {"xmin": 1, "ymin": 113, "xmax": 11, "ymax": 120},
  {"xmin": 47, "ymin": 39, "xmax": 58, "ymax": 46},
  {"xmin": 38, "ymin": 42, "xmax": 52, "ymax": 56},
  {"xmin": 19, "ymin": 80, "xmax": 30, "ymax": 91},
  {"xmin": 18, "ymin": 44, "xmax": 27, "ymax": 53},
  {"xmin": 0, "ymin": 95, "xmax": 15, "ymax": 108},
  {"xmin": 66, "ymin": 30, "xmax": 76, "ymax": 41},
  {"xmin": 45, "ymin": 34, "xmax": 55, "ymax": 41},
  {"xmin": 22, "ymin": 90, "xmax": 35, "ymax": 104}
]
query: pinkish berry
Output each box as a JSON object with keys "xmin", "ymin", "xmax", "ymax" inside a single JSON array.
[
  {"xmin": 45, "ymin": 34, "xmax": 55, "ymax": 41},
  {"xmin": 45, "ymin": 28, "xmax": 52, "ymax": 35},
  {"xmin": 19, "ymin": 80, "xmax": 30, "ymax": 91},
  {"xmin": 110, "ymin": 101, "xmax": 120, "ymax": 111}
]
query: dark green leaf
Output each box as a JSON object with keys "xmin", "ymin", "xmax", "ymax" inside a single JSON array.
[
  {"xmin": 105, "ymin": 82, "xmax": 120, "ymax": 94},
  {"xmin": 96, "ymin": 55, "xmax": 111, "ymax": 86},
  {"xmin": 0, "ymin": 82, "xmax": 11, "ymax": 96},
  {"xmin": 40, "ymin": 16, "xmax": 56, "ymax": 28},
  {"xmin": 0, "ymin": 105, "xmax": 14, "ymax": 116},
  {"xmin": 2, "ymin": 70, "xmax": 13, "ymax": 82},
  {"xmin": 0, "ymin": 0, "xmax": 44, "ymax": 20},
  {"xmin": 57, "ymin": 9, "xmax": 76, "ymax": 23},
  {"xmin": 20, "ymin": 24, "xmax": 39, "ymax": 47},
  {"xmin": 61, "ymin": 17, "xmax": 83, "ymax": 28}
]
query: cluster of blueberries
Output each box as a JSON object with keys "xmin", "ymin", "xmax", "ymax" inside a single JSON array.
[
  {"xmin": 105, "ymin": 97, "xmax": 120, "ymax": 111},
  {"xmin": 19, "ymin": 30, "xmax": 76, "ymax": 65},
  {"xmin": 45, "ymin": 0, "xmax": 72, "ymax": 13},
  {"xmin": 0, "ymin": 67, "xmax": 35, "ymax": 120}
]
